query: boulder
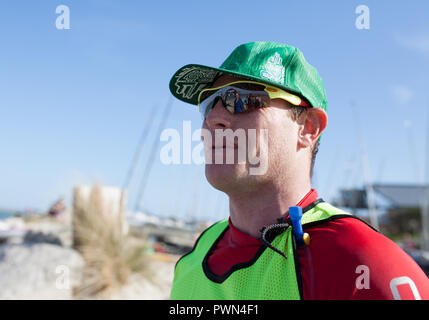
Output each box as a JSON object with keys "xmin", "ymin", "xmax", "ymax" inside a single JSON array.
[
  {"xmin": 0, "ymin": 243, "xmax": 84, "ymax": 299},
  {"xmin": 24, "ymin": 231, "xmax": 63, "ymax": 246}
]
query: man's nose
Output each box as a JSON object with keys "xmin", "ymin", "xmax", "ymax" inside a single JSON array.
[{"xmin": 204, "ymin": 99, "xmax": 232, "ymax": 130}]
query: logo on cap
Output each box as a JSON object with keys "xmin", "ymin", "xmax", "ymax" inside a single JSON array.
[{"xmin": 260, "ymin": 52, "xmax": 285, "ymax": 84}]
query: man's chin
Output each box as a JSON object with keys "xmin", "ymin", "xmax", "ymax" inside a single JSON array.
[{"xmin": 205, "ymin": 163, "xmax": 247, "ymax": 191}]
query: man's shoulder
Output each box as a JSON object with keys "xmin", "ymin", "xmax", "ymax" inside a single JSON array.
[
  {"xmin": 302, "ymin": 204, "xmax": 424, "ymax": 277},
  {"xmin": 300, "ymin": 209, "xmax": 429, "ymax": 299},
  {"xmin": 304, "ymin": 212, "xmax": 381, "ymax": 255},
  {"xmin": 190, "ymin": 219, "xmax": 229, "ymax": 248}
]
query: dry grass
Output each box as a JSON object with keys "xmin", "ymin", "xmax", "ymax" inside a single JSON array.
[{"xmin": 72, "ymin": 183, "xmax": 153, "ymax": 299}]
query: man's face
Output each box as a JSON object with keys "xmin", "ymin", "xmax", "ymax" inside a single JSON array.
[{"xmin": 202, "ymin": 75, "xmax": 305, "ymax": 194}]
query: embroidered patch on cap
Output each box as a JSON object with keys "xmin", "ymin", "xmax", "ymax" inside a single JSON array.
[
  {"xmin": 260, "ymin": 53, "xmax": 285, "ymax": 84},
  {"xmin": 174, "ymin": 66, "xmax": 221, "ymax": 100}
]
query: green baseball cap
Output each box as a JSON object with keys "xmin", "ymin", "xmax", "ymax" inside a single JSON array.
[{"xmin": 169, "ymin": 41, "xmax": 327, "ymax": 112}]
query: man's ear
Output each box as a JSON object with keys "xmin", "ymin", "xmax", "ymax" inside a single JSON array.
[{"xmin": 297, "ymin": 108, "xmax": 328, "ymax": 149}]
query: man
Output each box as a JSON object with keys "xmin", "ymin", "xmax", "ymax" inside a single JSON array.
[
  {"xmin": 168, "ymin": 42, "xmax": 429, "ymax": 299},
  {"xmin": 233, "ymin": 91, "xmax": 244, "ymax": 113}
]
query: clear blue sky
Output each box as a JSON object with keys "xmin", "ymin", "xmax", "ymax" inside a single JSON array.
[{"xmin": 0, "ymin": 0, "xmax": 428, "ymax": 220}]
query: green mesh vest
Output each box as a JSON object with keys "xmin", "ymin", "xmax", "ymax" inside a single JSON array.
[{"xmin": 170, "ymin": 201, "xmax": 351, "ymax": 300}]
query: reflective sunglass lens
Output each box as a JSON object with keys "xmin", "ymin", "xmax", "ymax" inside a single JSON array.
[{"xmin": 200, "ymin": 85, "xmax": 270, "ymax": 118}]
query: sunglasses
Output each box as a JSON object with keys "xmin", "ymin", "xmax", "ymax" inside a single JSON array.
[{"xmin": 198, "ymin": 80, "xmax": 310, "ymax": 119}]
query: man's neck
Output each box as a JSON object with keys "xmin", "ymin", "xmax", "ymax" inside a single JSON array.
[{"xmin": 228, "ymin": 182, "xmax": 312, "ymax": 238}]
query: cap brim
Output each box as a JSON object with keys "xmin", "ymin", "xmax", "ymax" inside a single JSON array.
[{"xmin": 169, "ymin": 64, "xmax": 308, "ymax": 107}]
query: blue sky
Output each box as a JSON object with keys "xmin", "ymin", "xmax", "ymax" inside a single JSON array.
[{"xmin": 0, "ymin": 0, "xmax": 428, "ymax": 220}]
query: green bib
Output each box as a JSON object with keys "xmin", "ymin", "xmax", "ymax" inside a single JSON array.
[{"xmin": 170, "ymin": 201, "xmax": 351, "ymax": 300}]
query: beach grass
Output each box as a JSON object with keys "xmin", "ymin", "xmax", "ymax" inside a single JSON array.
[{"xmin": 72, "ymin": 183, "xmax": 153, "ymax": 299}]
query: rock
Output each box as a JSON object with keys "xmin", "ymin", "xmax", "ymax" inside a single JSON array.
[
  {"xmin": 0, "ymin": 243, "xmax": 84, "ymax": 299},
  {"xmin": 24, "ymin": 231, "xmax": 63, "ymax": 246},
  {"xmin": 24, "ymin": 216, "xmax": 73, "ymax": 247}
]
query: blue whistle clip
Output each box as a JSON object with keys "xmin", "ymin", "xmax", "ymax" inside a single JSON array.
[{"xmin": 289, "ymin": 206, "xmax": 310, "ymax": 247}]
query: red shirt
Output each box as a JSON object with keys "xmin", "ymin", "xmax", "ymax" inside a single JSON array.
[{"xmin": 206, "ymin": 189, "xmax": 429, "ymax": 299}]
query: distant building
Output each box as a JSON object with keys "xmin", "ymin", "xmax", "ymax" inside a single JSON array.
[
  {"xmin": 372, "ymin": 184, "xmax": 429, "ymax": 208},
  {"xmin": 335, "ymin": 184, "xmax": 429, "ymax": 210}
]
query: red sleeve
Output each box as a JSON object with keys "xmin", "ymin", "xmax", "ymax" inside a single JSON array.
[{"xmin": 297, "ymin": 217, "xmax": 429, "ymax": 300}]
